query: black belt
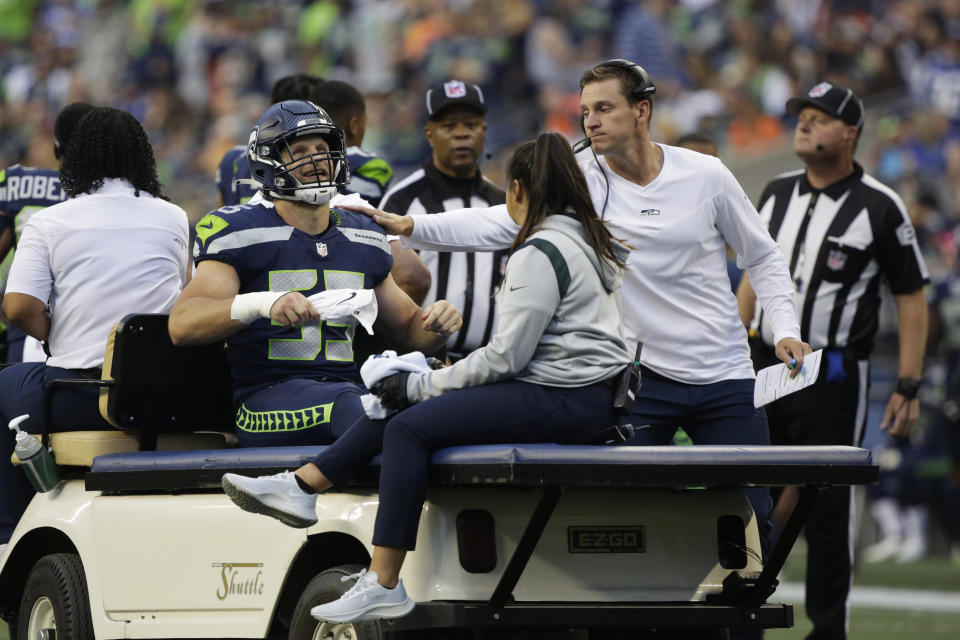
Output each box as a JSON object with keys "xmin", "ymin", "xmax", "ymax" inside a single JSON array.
[{"xmin": 75, "ymin": 367, "xmax": 103, "ymax": 379}]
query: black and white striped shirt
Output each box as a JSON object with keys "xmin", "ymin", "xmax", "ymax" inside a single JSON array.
[
  {"xmin": 752, "ymin": 163, "xmax": 929, "ymax": 358},
  {"xmin": 381, "ymin": 162, "xmax": 507, "ymax": 358}
]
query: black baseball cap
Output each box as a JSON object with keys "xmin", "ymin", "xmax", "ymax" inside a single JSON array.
[
  {"xmin": 425, "ymin": 80, "xmax": 486, "ymax": 120},
  {"xmin": 786, "ymin": 82, "xmax": 864, "ymax": 131}
]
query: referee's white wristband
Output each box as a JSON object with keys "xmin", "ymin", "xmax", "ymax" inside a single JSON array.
[{"xmin": 230, "ymin": 291, "xmax": 290, "ymax": 323}]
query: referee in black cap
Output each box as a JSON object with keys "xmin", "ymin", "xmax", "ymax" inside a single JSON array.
[
  {"xmin": 379, "ymin": 80, "xmax": 506, "ymax": 361},
  {"xmin": 738, "ymin": 82, "xmax": 929, "ymax": 640}
]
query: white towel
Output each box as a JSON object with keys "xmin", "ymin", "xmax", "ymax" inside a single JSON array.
[
  {"xmin": 307, "ymin": 289, "xmax": 378, "ymax": 335},
  {"xmin": 358, "ymin": 350, "xmax": 434, "ymax": 419}
]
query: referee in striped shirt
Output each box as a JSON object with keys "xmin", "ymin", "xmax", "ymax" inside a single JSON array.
[
  {"xmin": 738, "ymin": 82, "xmax": 929, "ymax": 640},
  {"xmin": 379, "ymin": 81, "xmax": 506, "ymax": 360}
]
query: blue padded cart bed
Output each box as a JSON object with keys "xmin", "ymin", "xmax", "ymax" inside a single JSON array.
[
  {"xmin": 83, "ymin": 444, "xmax": 877, "ymax": 634},
  {"xmin": 85, "ymin": 443, "xmax": 875, "ymax": 492}
]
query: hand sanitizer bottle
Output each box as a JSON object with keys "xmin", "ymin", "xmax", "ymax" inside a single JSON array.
[{"xmin": 9, "ymin": 415, "xmax": 60, "ymax": 493}]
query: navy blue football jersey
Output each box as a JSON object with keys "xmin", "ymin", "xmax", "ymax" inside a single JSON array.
[
  {"xmin": 342, "ymin": 146, "xmax": 393, "ymax": 207},
  {"xmin": 215, "ymin": 145, "xmax": 258, "ymax": 206},
  {"xmin": 194, "ymin": 202, "xmax": 393, "ymax": 394},
  {"xmin": 0, "ymin": 165, "xmax": 67, "ymax": 347},
  {"xmin": 0, "ymin": 165, "xmax": 66, "ymax": 240}
]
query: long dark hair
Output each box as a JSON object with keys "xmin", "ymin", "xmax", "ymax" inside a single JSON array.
[
  {"xmin": 508, "ymin": 132, "xmax": 625, "ymax": 269},
  {"xmin": 60, "ymin": 107, "xmax": 165, "ymax": 199}
]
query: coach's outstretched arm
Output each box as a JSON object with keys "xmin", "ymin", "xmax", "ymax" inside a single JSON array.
[{"xmin": 345, "ymin": 203, "xmax": 517, "ymax": 253}]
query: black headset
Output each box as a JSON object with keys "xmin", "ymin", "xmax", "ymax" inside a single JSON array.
[
  {"xmin": 596, "ymin": 58, "xmax": 656, "ymax": 104},
  {"xmin": 575, "ymin": 59, "xmax": 656, "ymax": 218}
]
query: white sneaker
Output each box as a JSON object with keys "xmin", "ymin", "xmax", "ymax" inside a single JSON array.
[
  {"xmin": 862, "ymin": 536, "xmax": 901, "ymax": 563},
  {"xmin": 221, "ymin": 471, "xmax": 318, "ymax": 528},
  {"xmin": 311, "ymin": 569, "xmax": 415, "ymax": 622},
  {"xmin": 896, "ymin": 535, "xmax": 927, "ymax": 563}
]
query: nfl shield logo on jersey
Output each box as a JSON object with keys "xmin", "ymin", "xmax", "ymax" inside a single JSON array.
[
  {"xmin": 316, "ymin": 242, "xmax": 328, "ymax": 257},
  {"xmin": 827, "ymin": 249, "xmax": 847, "ymax": 271},
  {"xmin": 444, "ymin": 81, "xmax": 467, "ymax": 98}
]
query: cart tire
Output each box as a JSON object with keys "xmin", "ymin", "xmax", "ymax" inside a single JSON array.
[
  {"xmin": 289, "ymin": 564, "xmax": 388, "ymax": 640},
  {"xmin": 17, "ymin": 553, "xmax": 93, "ymax": 640}
]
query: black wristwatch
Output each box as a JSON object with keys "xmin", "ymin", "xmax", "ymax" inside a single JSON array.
[{"xmin": 895, "ymin": 376, "xmax": 922, "ymax": 400}]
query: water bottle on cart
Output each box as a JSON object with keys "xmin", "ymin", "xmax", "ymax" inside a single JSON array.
[{"xmin": 9, "ymin": 414, "xmax": 61, "ymax": 493}]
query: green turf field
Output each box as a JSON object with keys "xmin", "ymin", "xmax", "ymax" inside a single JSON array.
[
  {"xmin": 766, "ymin": 552, "xmax": 960, "ymax": 639},
  {"xmin": 768, "ymin": 604, "xmax": 960, "ymax": 639}
]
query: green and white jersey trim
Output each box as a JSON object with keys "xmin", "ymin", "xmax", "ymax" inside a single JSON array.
[{"xmin": 206, "ymin": 226, "xmax": 295, "ymax": 255}]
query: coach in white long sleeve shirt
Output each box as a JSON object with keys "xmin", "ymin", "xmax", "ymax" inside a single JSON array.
[
  {"xmin": 399, "ymin": 148, "xmax": 799, "ymax": 385},
  {"xmin": 360, "ymin": 61, "xmax": 806, "ymax": 390},
  {"xmin": 353, "ymin": 62, "xmax": 807, "ymax": 568}
]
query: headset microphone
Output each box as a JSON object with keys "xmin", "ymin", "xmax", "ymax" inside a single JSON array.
[
  {"xmin": 581, "ymin": 59, "xmax": 655, "ymax": 220},
  {"xmin": 815, "ymin": 144, "xmax": 825, "ymax": 151}
]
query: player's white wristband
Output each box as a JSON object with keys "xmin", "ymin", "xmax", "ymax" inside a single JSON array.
[{"xmin": 230, "ymin": 291, "xmax": 290, "ymax": 324}]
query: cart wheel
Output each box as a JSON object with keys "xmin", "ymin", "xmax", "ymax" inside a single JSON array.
[
  {"xmin": 289, "ymin": 564, "xmax": 388, "ymax": 640},
  {"xmin": 17, "ymin": 553, "xmax": 93, "ymax": 640}
]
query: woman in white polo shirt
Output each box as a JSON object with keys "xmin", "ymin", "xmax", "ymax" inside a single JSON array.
[{"xmin": 0, "ymin": 106, "xmax": 189, "ymax": 544}]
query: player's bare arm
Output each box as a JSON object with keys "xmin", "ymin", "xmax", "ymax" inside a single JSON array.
[
  {"xmin": 389, "ymin": 240, "xmax": 431, "ymax": 305},
  {"xmin": 0, "ymin": 227, "xmax": 13, "ymax": 265},
  {"xmin": 372, "ymin": 273, "xmax": 461, "ymax": 353},
  {"xmin": 169, "ymin": 260, "xmax": 316, "ymax": 345}
]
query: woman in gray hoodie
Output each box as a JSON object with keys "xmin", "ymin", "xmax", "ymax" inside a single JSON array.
[{"xmin": 222, "ymin": 132, "xmax": 632, "ymax": 623}]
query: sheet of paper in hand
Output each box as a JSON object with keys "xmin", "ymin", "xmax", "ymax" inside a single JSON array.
[{"xmin": 753, "ymin": 349, "xmax": 823, "ymax": 408}]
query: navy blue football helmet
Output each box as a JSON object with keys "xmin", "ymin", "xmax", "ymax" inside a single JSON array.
[{"xmin": 247, "ymin": 100, "xmax": 348, "ymax": 205}]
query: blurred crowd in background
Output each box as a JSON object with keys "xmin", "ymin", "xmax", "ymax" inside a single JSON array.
[{"xmin": 2, "ymin": 0, "xmax": 960, "ymax": 563}]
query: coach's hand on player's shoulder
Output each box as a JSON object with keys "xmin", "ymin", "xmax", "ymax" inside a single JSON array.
[
  {"xmin": 421, "ymin": 300, "xmax": 462, "ymax": 336},
  {"xmin": 340, "ymin": 205, "xmax": 414, "ymax": 237},
  {"xmin": 270, "ymin": 292, "xmax": 320, "ymax": 327},
  {"xmin": 775, "ymin": 337, "xmax": 812, "ymax": 379}
]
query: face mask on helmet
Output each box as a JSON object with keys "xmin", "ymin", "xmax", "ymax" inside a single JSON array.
[{"xmin": 247, "ymin": 101, "xmax": 349, "ymax": 206}]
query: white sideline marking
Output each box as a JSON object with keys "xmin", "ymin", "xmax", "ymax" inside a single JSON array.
[{"xmin": 772, "ymin": 582, "xmax": 960, "ymax": 612}]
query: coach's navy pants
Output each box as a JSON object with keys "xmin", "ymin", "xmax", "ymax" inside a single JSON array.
[
  {"xmin": 313, "ymin": 379, "xmax": 616, "ymax": 550},
  {"xmin": 0, "ymin": 362, "xmax": 110, "ymax": 543},
  {"xmin": 621, "ymin": 367, "xmax": 774, "ymax": 552}
]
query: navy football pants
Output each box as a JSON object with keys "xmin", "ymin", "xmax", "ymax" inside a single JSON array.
[
  {"xmin": 234, "ymin": 378, "xmax": 366, "ymax": 447},
  {"xmin": 313, "ymin": 380, "xmax": 616, "ymax": 550}
]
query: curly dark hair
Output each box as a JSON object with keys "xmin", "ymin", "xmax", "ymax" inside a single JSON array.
[{"xmin": 60, "ymin": 107, "xmax": 166, "ymax": 199}]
